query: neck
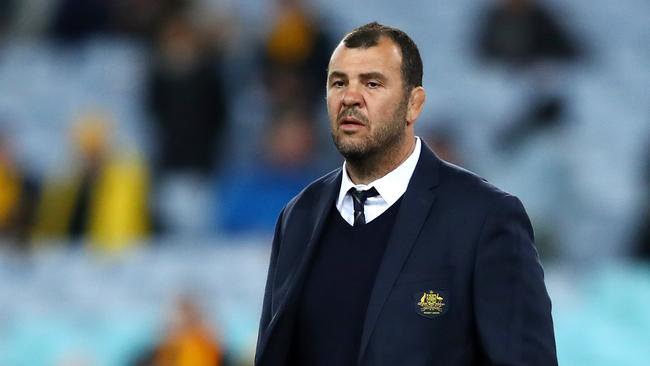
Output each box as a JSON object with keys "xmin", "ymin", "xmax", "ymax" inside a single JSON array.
[{"xmin": 346, "ymin": 136, "xmax": 416, "ymax": 185}]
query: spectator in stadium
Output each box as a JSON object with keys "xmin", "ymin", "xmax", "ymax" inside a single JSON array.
[
  {"xmin": 216, "ymin": 107, "xmax": 321, "ymax": 234},
  {"xmin": 0, "ymin": 130, "xmax": 38, "ymax": 248},
  {"xmin": 49, "ymin": 0, "xmax": 112, "ymax": 43},
  {"xmin": 633, "ymin": 140, "xmax": 650, "ymax": 260},
  {"xmin": 0, "ymin": 0, "xmax": 16, "ymax": 41},
  {"xmin": 146, "ymin": 14, "xmax": 228, "ymax": 235},
  {"xmin": 476, "ymin": 0, "xmax": 583, "ymax": 151},
  {"xmin": 30, "ymin": 112, "xmax": 150, "ymax": 252},
  {"xmin": 476, "ymin": 0, "xmax": 580, "ymax": 69},
  {"xmin": 154, "ymin": 296, "xmax": 224, "ymax": 366},
  {"xmin": 260, "ymin": 0, "xmax": 333, "ymax": 112}
]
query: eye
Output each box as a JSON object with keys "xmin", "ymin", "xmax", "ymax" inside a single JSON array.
[
  {"xmin": 330, "ymin": 80, "xmax": 345, "ymax": 88},
  {"xmin": 367, "ymin": 81, "xmax": 381, "ymax": 88}
]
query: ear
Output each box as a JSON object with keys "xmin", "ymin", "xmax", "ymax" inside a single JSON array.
[{"xmin": 406, "ymin": 87, "xmax": 426, "ymax": 126}]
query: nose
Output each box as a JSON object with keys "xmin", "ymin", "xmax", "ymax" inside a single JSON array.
[{"xmin": 341, "ymin": 84, "xmax": 364, "ymax": 108}]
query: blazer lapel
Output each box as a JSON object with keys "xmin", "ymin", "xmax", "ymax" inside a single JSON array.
[
  {"xmin": 357, "ymin": 144, "xmax": 441, "ymax": 364},
  {"xmin": 257, "ymin": 169, "xmax": 342, "ymax": 363}
]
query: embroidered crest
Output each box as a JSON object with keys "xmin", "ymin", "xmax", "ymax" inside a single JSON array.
[{"xmin": 414, "ymin": 290, "xmax": 447, "ymax": 318}]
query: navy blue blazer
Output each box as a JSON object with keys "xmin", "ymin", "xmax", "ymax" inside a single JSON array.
[{"xmin": 255, "ymin": 143, "xmax": 558, "ymax": 366}]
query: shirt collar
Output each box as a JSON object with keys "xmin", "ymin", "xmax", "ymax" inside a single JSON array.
[{"xmin": 337, "ymin": 137, "xmax": 422, "ymax": 207}]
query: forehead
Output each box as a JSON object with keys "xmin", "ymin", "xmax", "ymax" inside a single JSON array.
[{"xmin": 328, "ymin": 37, "xmax": 403, "ymax": 78}]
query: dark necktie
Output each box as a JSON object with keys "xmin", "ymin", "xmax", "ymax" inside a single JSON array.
[{"xmin": 349, "ymin": 187, "xmax": 379, "ymax": 226}]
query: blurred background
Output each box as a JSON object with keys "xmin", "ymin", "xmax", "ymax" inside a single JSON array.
[{"xmin": 0, "ymin": 0, "xmax": 648, "ymax": 365}]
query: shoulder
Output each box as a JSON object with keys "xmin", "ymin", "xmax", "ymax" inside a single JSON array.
[
  {"xmin": 281, "ymin": 167, "xmax": 341, "ymax": 218},
  {"xmin": 436, "ymin": 159, "xmax": 523, "ymax": 214},
  {"xmin": 431, "ymin": 159, "xmax": 534, "ymax": 249},
  {"xmin": 415, "ymin": 144, "xmax": 515, "ymax": 207}
]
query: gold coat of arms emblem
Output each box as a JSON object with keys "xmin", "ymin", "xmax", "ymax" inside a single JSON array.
[{"xmin": 414, "ymin": 290, "xmax": 447, "ymax": 318}]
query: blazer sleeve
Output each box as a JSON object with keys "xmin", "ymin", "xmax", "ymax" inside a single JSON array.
[
  {"xmin": 255, "ymin": 207, "xmax": 285, "ymax": 360},
  {"xmin": 473, "ymin": 195, "xmax": 558, "ymax": 365}
]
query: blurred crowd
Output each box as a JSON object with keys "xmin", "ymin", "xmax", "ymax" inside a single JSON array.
[
  {"xmin": 1, "ymin": 0, "xmax": 647, "ymax": 259},
  {"xmin": 1, "ymin": 0, "xmax": 649, "ymax": 364},
  {"xmin": 1, "ymin": 0, "xmax": 337, "ymax": 252}
]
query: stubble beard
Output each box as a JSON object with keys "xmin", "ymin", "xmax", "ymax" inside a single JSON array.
[{"xmin": 331, "ymin": 98, "xmax": 409, "ymax": 163}]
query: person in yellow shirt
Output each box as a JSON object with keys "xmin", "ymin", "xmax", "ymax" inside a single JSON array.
[
  {"xmin": 0, "ymin": 132, "xmax": 38, "ymax": 247},
  {"xmin": 155, "ymin": 297, "xmax": 223, "ymax": 366},
  {"xmin": 31, "ymin": 112, "xmax": 150, "ymax": 253}
]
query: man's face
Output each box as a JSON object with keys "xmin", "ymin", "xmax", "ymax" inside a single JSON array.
[{"xmin": 326, "ymin": 37, "xmax": 409, "ymax": 161}]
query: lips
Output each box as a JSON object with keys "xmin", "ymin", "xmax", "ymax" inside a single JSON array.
[
  {"xmin": 339, "ymin": 116, "xmax": 364, "ymax": 126},
  {"xmin": 337, "ymin": 108, "xmax": 368, "ymax": 133},
  {"xmin": 339, "ymin": 117, "xmax": 366, "ymax": 133}
]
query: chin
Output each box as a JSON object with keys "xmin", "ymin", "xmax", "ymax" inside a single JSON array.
[
  {"xmin": 340, "ymin": 149, "xmax": 368, "ymax": 161},
  {"xmin": 333, "ymin": 132, "xmax": 375, "ymax": 157},
  {"xmin": 335, "ymin": 141, "xmax": 372, "ymax": 161}
]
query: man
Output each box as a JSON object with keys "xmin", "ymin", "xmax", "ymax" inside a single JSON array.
[{"xmin": 255, "ymin": 22, "xmax": 557, "ymax": 366}]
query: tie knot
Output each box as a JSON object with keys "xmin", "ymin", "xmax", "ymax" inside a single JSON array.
[
  {"xmin": 349, "ymin": 187, "xmax": 379, "ymax": 226},
  {"xmin": 349, "ymin": 187, "xmax": 379, "ymax": 205}
]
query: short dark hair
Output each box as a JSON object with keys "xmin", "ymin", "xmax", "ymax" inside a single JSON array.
[{"xmin": 342, "ymin": 22, "xmax": 423, "ymax": 92}]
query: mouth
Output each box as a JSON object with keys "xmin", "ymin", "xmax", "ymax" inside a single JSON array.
[
  {"xmin": 338, "ymin": 116, "xmax": 367, "ymax": 133},
  {"xmin": 339, "ymin": 116, "xmax": 364, "ymax": 126}
]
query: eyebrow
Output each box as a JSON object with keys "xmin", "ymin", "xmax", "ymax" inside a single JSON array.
[
  {"xmin": 327, "ymin": 71, "xmax": 387, "ymax": 82},
  {"xmin": 359, "ymin": 72, "xmax": 387, "ymax": 82},
  {"xmin": 328, "ymin": 71, "xmax": 347, "ymax": 80}
]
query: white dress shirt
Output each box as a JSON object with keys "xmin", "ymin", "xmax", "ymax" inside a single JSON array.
[{"xmin": 336, "ymin": 137, "xmax": 422, "ymax": 225}]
